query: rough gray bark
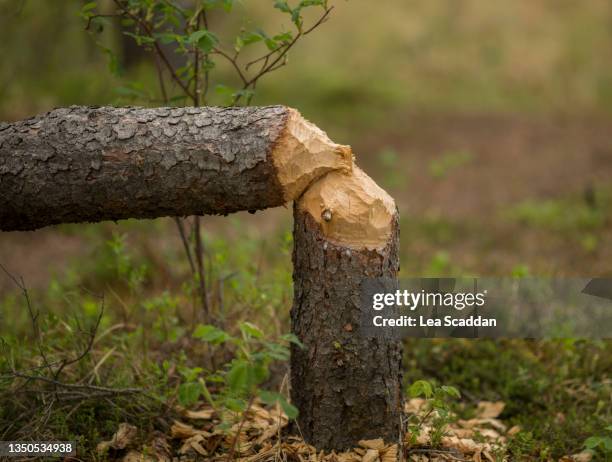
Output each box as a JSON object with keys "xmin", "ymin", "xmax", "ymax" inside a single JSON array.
[
  {"xmin": 290, "ymin": 205, "xmax": 403, "ymax": 451},
  {"xmin": 0, "ymin": 105, "xmax": 292, "ymax": 231}
]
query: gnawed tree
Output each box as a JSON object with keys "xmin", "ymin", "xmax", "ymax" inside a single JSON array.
[
  {"xmin": 291, "ymin": 167, "xmax": 403, "ymax": 449},
  {"xmin": 0, "ymin": 106, "xmax": 351, "ymax": 231},
  {"xmin": 0, "ymin": 105, "xmax": 402, "ymax": 451}
]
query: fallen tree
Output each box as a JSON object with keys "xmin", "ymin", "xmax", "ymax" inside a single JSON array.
[
  {"xmin": 0, "ymin": 105, "xmax": 351, "ymax": 231},
  {"xmin": 0, "ymin": 105, "xmax": 402, "ymax": 451}
]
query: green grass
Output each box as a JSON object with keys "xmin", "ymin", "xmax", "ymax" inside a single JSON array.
[
  {"xmin": 403, "ymin": 339, "xmax": 611, "ymax": 460},
  {"xmin": 1, "ymin": 218, "xmax": 610, "ymax": 459}
]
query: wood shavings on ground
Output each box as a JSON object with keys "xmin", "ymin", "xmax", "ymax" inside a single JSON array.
[{"xmin": 98, "ymin": 399, "xmax": 589, "ymax": 461}]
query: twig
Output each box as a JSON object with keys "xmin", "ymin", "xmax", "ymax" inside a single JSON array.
[
  {"xmin": 234, "ymin": 6, "xmax": 333, "ymax": 105},
  {"xmin": 194, "ymin": 216, "xmax": 210, "ymax": 322},
  {"xmin": 174, "ymin": 217, "xmax": 196, "ymax": 275},
  {"xmin": 0, "ymin": 263, "xmax": 53, "ymax": 374},
  {"xmin": 227, "ymin": 395, "xmax": 255, "ymax": 461},
  {"xmin": 112, "ymin": 0, "xmax": 195, "ymax": 100},
  {"xmin": 10, "ymin": 372, "xmax": 143, "ymax": 395}
]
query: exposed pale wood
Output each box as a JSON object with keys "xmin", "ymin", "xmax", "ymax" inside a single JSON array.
[{"xmin": 299, "ymin": 166, "xmax": 395, "ymax": 250}]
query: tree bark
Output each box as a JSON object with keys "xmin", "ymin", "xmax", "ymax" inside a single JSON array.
[
  {"xmin": 290, "ymin": 168, "xmax": 403, "ymax": 451},
  {"xmin": 0, "ymin": 105, "xmax": 351, "ymax": 231}
]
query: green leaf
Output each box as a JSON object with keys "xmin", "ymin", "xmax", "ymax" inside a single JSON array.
[
  {"xmin": 235, "ymin": 30, "xmax": 264, "ymax": 52},
  {"xmin": 273, "ymin": 31, "xmax": 293, "ymax": 44},
  {"xmin": 300, "ymin": 0, "xmax": 324, "ymax": 6},
  {"xmin": 124, "ymin": 31, "xmax": 156, "ymax": 46},
  {"xmin": 274, "ymin": 0, "xmax": 292, "ymax": 13},
  {"xmin": 409, "ymin": 380, "xmax": 433, "ymax": 399},
  {"xmin": 264, "ymin": 38, "xmax": 278, "ymax": 51},
  {"xmin": 155, "ymin": 32, "xmax": 181, "ymax": 45},
  {"xmin": 291, "ymin": 8, "xmax": 303, "ymax": 27},
  {"xmin": 584, "ymin": 436, "xmax": 603, "ymax": 450},
  {"xmin": 188, "ymin": 29, "xmax": 219, "ymax": 53},
  {"xmin": 251, "ymin": 361, "xmax": 269, "ymax": 384},
  {"xmin": 240, "ymin": 322, "xmax": 264, "ymax": 339},
  {"xmin": 193, "ymin": 324, "xmax": 231, "ymax": 344},
  {"xmin": 259, "ymin": 390, "xmax": 280, "ymax": 405},
  {"xmin": 224, "ymin": 397, "xmax": 246, "ymax": 412},
  {"xmin": 280, "ymin": 333, "xmax": 304, "ymax": 349},
  {"xmin": 264, "ymin": 342, "xmax": 290, "ymax": 361},
  {"xmin": 82, "ymin": 2, "xmax": 97, "ymax": 12},
  {"xmin": 259, "ymin": 390, "xmax": 299, "ymax": 419},
  {"xmin": 178, "ymin": 382, "xmax": 201, "ymax": 407},
  {"xmin": 441, "ymin": 385, "xmax": 461, "ymax": 399},
  {"xmin": 278, "ymin": 396, "xmax": 299, "ymax": 419},
  {"xmin": 227, "ymin": 359, "xmax": 249, "ymax": 393},
  {"xmin": 199, "ymin": 378, "xmax": 215, "ymax": 407},
  {"xmin": 203, "ymin": 0, "xmax": 234, "ymax": 12}
]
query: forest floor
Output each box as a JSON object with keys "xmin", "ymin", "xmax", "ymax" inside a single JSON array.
[{"xmin": 0, "ymin": 113, "xmax": 611, "ymax": 461}]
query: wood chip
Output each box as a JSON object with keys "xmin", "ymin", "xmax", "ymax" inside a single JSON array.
[
  {"xmin": 184, "ymin": 407, "xmax": 215, "ymax": 420},
  {"xmin": 358, "ymin": 439, "xmax": 386, "ymax": 450},
  {"xmin": 362, "ymin": 448, "xmax": 380, "ymax": 462},
  {"xmin": 476, "ymin": 401, "xmax": 505, "ymax": 419}
]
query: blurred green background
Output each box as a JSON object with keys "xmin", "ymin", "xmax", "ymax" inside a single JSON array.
[{"xmin": 0, "ymin": 1, "xmax": 611, "ymax": 459}]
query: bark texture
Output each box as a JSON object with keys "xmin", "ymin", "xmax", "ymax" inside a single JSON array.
[
  {"xmin": 290, "ymin": 206, "xmax": 403, "ymax": 451},
  {"xmin": 0, "ymin": 105, "xmax": 349, "ymax": 231}
]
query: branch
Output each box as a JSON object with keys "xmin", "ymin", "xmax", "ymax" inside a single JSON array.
[{"xmin": 112, "ymin": 0, "xmax": 195, "ymax": 100}]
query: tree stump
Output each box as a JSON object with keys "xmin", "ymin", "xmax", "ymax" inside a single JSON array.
[{"xmin": 291, "ymin": 167, "xmax": 403, "ymax": 450}]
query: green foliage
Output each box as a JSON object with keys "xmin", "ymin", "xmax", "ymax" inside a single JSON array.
[
  {"xmin": 508, "ymin": 199, "xmax": 606, "ymax": 232},
  {"xmin": 80, "ymin": 0, "xmax": 332, "ymax": 107},
  {"xmin": 404, "ymin": 339, "xmax": 612, "ymax": 459},
  {"xmin": 407, "ymin": 379, "xmax": 461, "ymax": 448},
  {"xmin": 186, "ymin": 322, "xmax": 302, "ymax": 429},
  {"xmin": 584, "ymin": 425, "xmax": 612, "ymax": 458}
]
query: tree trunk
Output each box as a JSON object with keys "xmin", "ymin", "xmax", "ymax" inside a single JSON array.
[
  {"xmin": 290, "ymin": 167, "xmax": 403, "ymax": 451},
  {"xmin": 0, "ymin": 105, "xmax": 351, "ymax": 231}
]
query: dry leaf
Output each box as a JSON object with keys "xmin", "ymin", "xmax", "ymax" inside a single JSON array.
[
  {"xmin": 569, "ymin": 452, "xmax": 593, "ymax": 462},
  {"xmin": 405, "ymin": 398, "xmax": 427, "ymax": 414},
  {"xmin": 148, "ymin": 432, "xmax": 172, "ymax": 462},
  {"xmin": 362, "ymin": 448, "xmax": 380, "ymax": 462},
  {"xmin": 170, "ymin": 420, "xmax": 211, "ymax": 439},
  {"xmin": 476, "ymin": 401, "xmax": 505, "ymax": 419},
  {"xmin": 97, "ymin": 422, "xmax": 138, "ymax": 453},
  {"xmin": 184, "ymin": 407, "xmax": 215, "ymax": 420},
  {"xmin": 478, "ymin": 429, "xmax": 500, "ymax": 440},
  {"xmin": 482, "ymin": 450, "xmax": 495, "ymax": 462},
  {"xmin": 451, "ymin": 428, "xmax": 474, "ymax": 438},
  {"xmin": 121, "ymin": 450, "xmax": 155, "ymax": 462},
  {"xmin": 442, "ymin": 436, "xmax": 481, "ymax": 453},
  {"xmin": 380, "ymin": 444, "xmax": 397, "ymax": 462},
  {"xmin": 358, "ymin": 439, "xmax": 385, "ymax": 450}
]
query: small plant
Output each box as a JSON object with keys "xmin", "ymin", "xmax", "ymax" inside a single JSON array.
[
  {"xmin": 583, "ymin": 425, "xmax": 612, "ymax": 459},
  {"xmin": 406, "ymin": 379, "xmax": 461, "ymax": 448},
  {"xmin": 179, "ymin": 323, "xmax": 302, "ymax": 428}
]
